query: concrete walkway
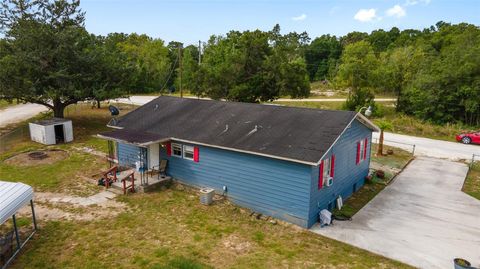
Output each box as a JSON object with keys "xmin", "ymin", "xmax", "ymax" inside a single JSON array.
[
  {"xmin": 0, "ymin": 103, "xmax": 49, "ymax": 128},
  {"xmin": 311, "ymin": 157, "xmax": 480, "ymax": 269}
]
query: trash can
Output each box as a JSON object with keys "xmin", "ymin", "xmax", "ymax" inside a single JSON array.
[{"xmin": 200, "ymin": 188, "xmax": 215, "ymax": 205}]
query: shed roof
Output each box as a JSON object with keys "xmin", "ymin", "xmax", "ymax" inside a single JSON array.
[
  {"xmin": 103, "ymin": 96, "xmax": 378, "ymax": 165},
  {"xmin": 0, "ymin": 181, "xmax": 34, "ymax": 224},
  {"xmin": 32, "ymin": 117, "xmax": 71, "ymax": 126}
]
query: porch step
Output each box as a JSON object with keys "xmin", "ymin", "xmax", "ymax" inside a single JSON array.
[{"xmin": 106, "ymin": 187, "xmax": 124, "ymax": 195}]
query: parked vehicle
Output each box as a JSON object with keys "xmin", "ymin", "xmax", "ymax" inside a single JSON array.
[{"xmin": 456, "ymin": 131, "xmax": 480, "ymax": 144}]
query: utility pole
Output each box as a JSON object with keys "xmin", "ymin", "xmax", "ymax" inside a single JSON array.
[
  {"xmin": 178, "ymin": 44, "xmax": 183, "ymax": 98},
  {"xmin": 198, "ymin": 40, "xmax": 201, "ymax": 65}
]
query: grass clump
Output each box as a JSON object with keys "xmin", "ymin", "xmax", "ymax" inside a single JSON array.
[{"xmin": 464, "ymin": 162, "xmax": 480, "ymax": 200}]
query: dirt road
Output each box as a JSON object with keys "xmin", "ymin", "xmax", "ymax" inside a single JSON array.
[
  {"xmin": 0, "ymin": 103, "xmax": 49, "ymax": 128},
  {"xmin": 372, "ymin": 131, "xmax": 480, "ymax": 160}
]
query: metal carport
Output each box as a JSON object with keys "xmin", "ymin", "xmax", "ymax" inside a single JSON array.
[{"xmin": 0, "ymin": 181, "xmax": 37, "ymax": 269}]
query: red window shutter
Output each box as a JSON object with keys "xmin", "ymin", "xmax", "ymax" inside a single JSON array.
[
  {"xmin": 364, "ymin": 138, "xmax": 368, "ymax": 160},
  {"xmin": 193, "ymin": 147, "xmax": 199, "ymax": 162},
  {"xmin": 318, "ymin": 161, "xmax": 324, "ymax": 189},
  {"xmin": 166, "ymin": 142, "xmax": 172, "ymax": 156},
  {"xmin": 356, "ymin": 142, "xmax": 360, "ymax": 165},
  {"xmin": 330, "ymin": 155, "xmax": 335, "ymax": 178}
]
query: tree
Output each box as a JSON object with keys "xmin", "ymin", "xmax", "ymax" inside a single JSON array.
[
  {"xmin": 0, "ymin": 0, "xmax": 128, "ymax": 117},
  {"xmin": 177, "ymin": 45, "xmax": 200, "ymax": 95},
  {"xmin": 367, "ymin": 28, "xmax": 400, "ymax": 53},
  {"xmin": 118, "ymin": 34, "xmax": 171, "ymax": 93},
  {"xmin": 376, "ymin": 120, "xmax": 393, "ymax": 156},
  {"xmin": 90, "ymin": 35, "xmax": 131, "ymax": 108},
  {"xmin": 336, "ymin": 41, "xmax": 379, "ymax": 111},
  {"xmin": 305, "ymin": 35, "xmax": 342, "ymax": 81},
  {"xmin": 195, "ymin": 25, "xmax": 310, "ymax": 102},
  {"xmin": 398, "ymin": 23, "xmax": 480, "ymax": 125}
]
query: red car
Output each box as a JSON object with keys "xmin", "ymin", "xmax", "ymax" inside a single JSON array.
[{"xmin": 456, "ymin": 131, "xmax": 480, "ymax": 144}]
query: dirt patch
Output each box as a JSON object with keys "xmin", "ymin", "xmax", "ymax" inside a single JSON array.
[
  {"xmin": 4, "ymin": 149, "xmax": 69, "ymax": 166},
  {"xmin": 221, "ymin": 234, "xmax": 253, "ymax": 255},
  {"xmin": 17, "ymin": 191, "xmax": 128, "ymax": 222}
]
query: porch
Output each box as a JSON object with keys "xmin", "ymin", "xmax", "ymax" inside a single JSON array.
[
  {"xmin": 109, "ymin": 168, "xmax": 172, "ymax": 194},
  {"xmin": 95, "ymin": 129, "xmax": 173, "ymax": 194}
]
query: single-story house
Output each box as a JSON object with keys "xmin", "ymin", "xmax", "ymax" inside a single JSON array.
[{"xmin": 98, "ymin": 96, "xmax": 379, "ymax": 228}]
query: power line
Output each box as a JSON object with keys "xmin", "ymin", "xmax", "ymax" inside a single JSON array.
[{"xmin": 159, "ymin": 48, "xmax": 179, "ymax": 95}]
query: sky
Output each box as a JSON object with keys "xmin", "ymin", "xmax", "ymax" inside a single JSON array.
[{"xmin": 80, "ymin": 0, "xmax": 480, "ymax": 45}]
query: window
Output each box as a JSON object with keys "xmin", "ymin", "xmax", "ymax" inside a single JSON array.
[
  {"xmin": 183, "ymin": 145, "xmax": 194, "ymax": 160},
  {"xmin": 323, "ymin": 157, "xmax": 331, "ymax": 181},
  {"xmin": 172, "ymin": 143, "xmax": 182, "ymax": 158},
  {"xmin": 356, "ymin": 138, "xmax": 368, "ymax": 164},
  {"xmin": 318, "ymin": 155, "xmax": 335, "ymax": 189},
  {"xmin": 360, "ymin": 139, "xmax": 366, "ymax": 161}
]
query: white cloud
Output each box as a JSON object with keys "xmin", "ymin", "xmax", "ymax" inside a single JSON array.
[
  {"xmin": 354, "ymin": 9, "xmax": 378, "ymax": 22},
  {"xmin": 292, "ymin": 14, "xmax": 307, "ymax": 21},
  {"xmin": 405, "ymin": 0, "xmax": 431, "ymax": 6},
  {"xmin": 386, "ymin": 5, "xmax": 406, "ymax": 18},
  {"xmin": 329, "ymin": 6, "xmax": 340, "ymax": 15}
]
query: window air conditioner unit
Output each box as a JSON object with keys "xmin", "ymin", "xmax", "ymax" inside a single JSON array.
[{"xmin": 325, "ymin": 177, "xmax": 333, "ymax": 187}]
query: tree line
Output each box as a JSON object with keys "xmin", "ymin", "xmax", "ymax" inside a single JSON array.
[{"xmin": 0, "ymin": 0, "xmax": 479, "ymax": 125}]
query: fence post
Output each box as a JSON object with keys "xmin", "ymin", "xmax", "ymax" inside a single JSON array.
[{"xmin": 412, "ymin": 144, "xmax": 416, "ymax": 156}]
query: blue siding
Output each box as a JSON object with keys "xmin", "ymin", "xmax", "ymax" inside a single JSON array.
[
  {"xmin": 307, "ymin": 119, "xmax": 372, "ymax": 227},
  {"xmin": 160, "ymin": 143, "xmax": 312, "ymax": 227},
  {"xmin": 117, "ymin": 143, "xmax": 142, "ymax": 168},
  {"xmin": 114, "ymin": 118, "xmax": 373, "ymax": 228}
]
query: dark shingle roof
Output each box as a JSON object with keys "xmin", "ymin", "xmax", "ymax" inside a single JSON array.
[
  {"xmin": 105, "ymin": 96, "xmax": 362, "ymax": 164},
  {"xmin": 98, "ymin": 129, "xmax": 165, "ymax": 145}
]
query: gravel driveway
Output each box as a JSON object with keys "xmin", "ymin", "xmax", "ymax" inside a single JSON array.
[
  {"xmin": 0, "ymin": 103, "xmax": 49, "ymax": 128},
  {"xmin": 311, "ymin": 157, "xmax": 480, "ymax": 269}
]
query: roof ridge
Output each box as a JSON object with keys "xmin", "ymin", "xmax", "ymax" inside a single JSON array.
[{"xmin": 157, "ymin": 95, "xmax": 356, "ymax": 114}]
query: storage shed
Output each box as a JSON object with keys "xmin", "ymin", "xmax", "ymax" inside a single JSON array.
[
  {"xmin": 0, "ymin": 181, "xmax": 37, "ymax": 268},
  {"xmin": 29, "ymin": 118, "xmax": 73, "ymax": 145}
]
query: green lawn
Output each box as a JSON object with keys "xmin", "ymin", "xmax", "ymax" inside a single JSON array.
[
  {"xmin": 12, "ymin": 188, "xmax": 411, "ymax": 269},
  {"xmin": 1, "ymin": 104, "xmax": 412, "ymax": 269},
  {"xmin": 0, "ymin": 99, "xmax": 16, "ymax": 109},
  {"xmin": 463, "ymin": 162, "xmax": 480, "ymax": 200},
  {"xmin": 335, "ymin": 144, "xmax": 413, "ymax": 218},
  {"xmin": 271, "ymin": 100, "xmax": 344, "ymax": 111},
  {"xmin": 0, "ymin": 103, "xmax": 137, "ymax": 191}
]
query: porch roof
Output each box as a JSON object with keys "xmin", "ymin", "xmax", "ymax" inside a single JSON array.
[{"xmin": 97, "ymin": 129, "xmax": 167, "ymax": 147}]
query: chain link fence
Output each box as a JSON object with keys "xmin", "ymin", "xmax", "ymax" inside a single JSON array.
[
  {"xmin": 0, "ymin": 126, "xmax": 29, "ymax": 154},
  {"xmin": 372, "ymin": 138, "xmax": 416, "ymax": 155},
  {"xmin": 471, "ymin": 154, "xmax": 480, "ymax": 168}
]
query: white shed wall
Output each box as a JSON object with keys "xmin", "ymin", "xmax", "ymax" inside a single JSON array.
[
  {"xmin": 29, "ymin": 123, "xmax": 46, "ymax": 144},
  {"xmin": 29, "ymin": 119, "xmax": 73, "ymax": 145},
  {"xmin": 63, "ymin": 121, "xmax": 74, "ymax": 142}
]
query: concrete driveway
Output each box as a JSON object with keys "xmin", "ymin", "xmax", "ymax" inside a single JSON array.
[{"xmin": 311, "ymin": 157, "xmax": 480, "ymax": 269}]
